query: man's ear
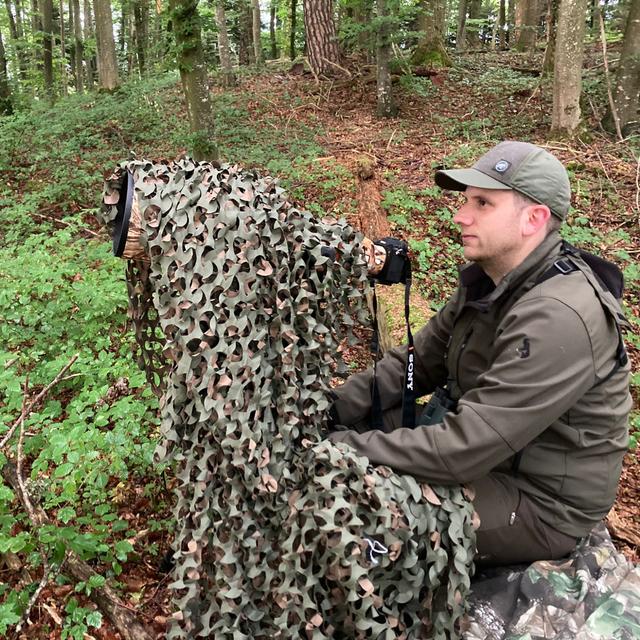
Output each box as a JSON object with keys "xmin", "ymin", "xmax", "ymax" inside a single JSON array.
[{"xmin": 521, "ymin": 204, "xmax": 551, "ymax": 237}]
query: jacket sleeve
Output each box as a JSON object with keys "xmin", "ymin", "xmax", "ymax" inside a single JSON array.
[
  {"xmin": 331, "ymin": 288, "xmax": 461, "ymax": 427},
  {"xmin": 329, "ymin": 296, "xmax": 597, "ymax": 484}
]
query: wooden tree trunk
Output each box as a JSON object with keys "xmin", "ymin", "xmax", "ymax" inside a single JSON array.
[
  {"xmin": 236, "ymin": 0, "xmax": 255, "ymax": 66},
  {"xmin": 215, "ymin": 0, "xmax": 235, "ymax": 86},
  {"xmin": 0, "ymin": 28, "xmax": 12, "ymax": 114},
  {"xmin": 4, "ymin": 0, "xmax": 29, "ymax": 81},
  {"xmin": 169, "ymin": 0, "xmax": 217, "ymax": 160},
  {"xmin": 375, "ymin": 0, "xmax": 395, "ymax": 117},
  {"xmin": 516, "ymin": 0, "xmax": 539, "ymax": 50},
  {"xmin": 498, "ymin": 0, "xmax": 507, "ymax": 48},
  {"xmin": 456, "ymin": 0, "xmax": 467, "ymax": 52},
  {"xmin": 31, "ymin": 0, "xmax": 42, "ymax": 34},
  {"xmin": 542, "ymin": 0, "xmax": 558, "ymax": 75},
  {"xmin": 269, "ymin": 0, "xmax": 277, "ymax": 58},
  {"xmin": 133, "ymin": 0, "xmax": 149, "ymax": 75},
  {"xmin": 42, "ymin": 0, "xmax": 54, "ymax": 100},
  {"xmin": 289, "ymin": 0, "xmax": 296, "ymax": 59},
  {"xmin": 94, "ymin": 0, "xmax": 119, "ymax": 89},
  {"xmin": 119, "ymin": 0, "xmax": 126, "ymax": 54},
  {"xmin": 507, "ymin": 0, "xmax": 515, "ymax": 44},
  {"xmin": 83, "ymin": 0, "xmax": 94, "ymax": 88},
  {"xmin": 412, "ymin": 0, "xmax": 451, "ymax": 66},
  {"xmin": 465, "ymin": 0, "xmax": 481, "ymax": 48},
  {"xmin": 59, "ymin": 0, "xmax": 69, "ymax": 94},
  {"xmin": 71, "ymin": 0, "xmax": 83, "ymax": 91},
  {"xmin": 603, "ymin": 0, "xmax": 640, "ymax": 134},
  {"xmin": 551, "ymin": 0, "xmax": 588, "ymax": 134},
  {"xmin": 251, "ymin": 0, "xmax": 262, "ymax": 65},
  {"xmin": 303, "ymin": 0, "xmax": 340, "ymax": 76}
]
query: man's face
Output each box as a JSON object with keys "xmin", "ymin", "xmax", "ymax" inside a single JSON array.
[{"xmin": 453, "ymin": 187, "xmax": 527, "ymax": 274}]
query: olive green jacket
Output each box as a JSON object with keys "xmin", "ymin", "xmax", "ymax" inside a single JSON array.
[{"xmin": 330, "ymin": 233, "xmax": 632, "ymax": 537}]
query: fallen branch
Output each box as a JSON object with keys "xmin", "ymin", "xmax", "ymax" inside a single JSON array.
[
  {"xmin": 1, "ymin": 461, "xmax": 155, "ymax": 640},
  {"xmin": 0, "ymin": 355, "xmax": 154, "ymax": 640},
  {"xmin": 0, "ymin": 354, "xmax": 79, "ymax": 450}
]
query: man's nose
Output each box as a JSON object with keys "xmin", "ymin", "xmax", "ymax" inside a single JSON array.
[{"xmin": 453, "ymin": 206, "xmax": 472, "ymax": 226}]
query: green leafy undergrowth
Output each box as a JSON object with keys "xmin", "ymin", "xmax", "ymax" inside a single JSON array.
[
  {"xmin": 381, "ymin": 183, "xmax": 463, "ymax": 307},
  {"xmin": 0, "ymin": 228, "xmax": 165, "ymax": 631}
]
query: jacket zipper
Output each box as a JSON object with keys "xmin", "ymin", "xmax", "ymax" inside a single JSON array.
[{"xmin": 455, "ymin": 328, "xmax": 474, "ymax": 385}]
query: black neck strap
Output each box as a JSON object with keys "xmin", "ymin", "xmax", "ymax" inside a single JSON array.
[{"xmin": 370, "ymin": 263, "xmax": 416, "ymax": 430}]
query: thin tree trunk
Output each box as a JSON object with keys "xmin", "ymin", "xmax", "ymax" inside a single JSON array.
[
  {"xmin": 0, "ymin": 28, "xmax": 12, "ymax": 114},
  {"xmin": 289, "ymin": 0, "xmax": 296, "ymax": 59},
  {"xmin": 169, "ymin": 0, "xmax": 217, "ymax": 160},
  {"xmin": 456, "ymin": 0, "xmax": 467, "ymax": 52},
  {"xmin": 215, "ymin": 0, "xmax": 235, "ymax": 86},
  {"xmin": 542, "ymin": 0, "xmax": 558, "ymax": 75},
  {"xmin": 251, "ymin": 0, "xmax": 262, "ymax": 65},
  {"xmin": 603, "ymin": 0, "xmax": 640, "ymax": 134},
  {"xmin": 32, "ymin": 0, "xmax": 42, "ymax": 33},
  {"xmin": 498, "ymin": 0, "xmax": 507, "ymax": 48},
  {"xmin": 119, "ymin": 0, "xmax": 126, "ymax": 54},
  {"xmin": 94, "ymin": 0, "xmax": 119, "ymax": 89},
  {"xmin": 302, "ymin": 0, "xmax": 340, "ymax": 76},
  {"xmin": 507, "ymin": 0, "xmax": 515, "ymax": 44},
  {"xmin": 83, "ymin": 0, "xmax": 94, "ymax": 88},
  {"xmin": 59, "ymin": 0, "xmax": 69, "ymax": 95},
  {"xmin": 42, "ymin": 0, "xmax": 55, "ymax": 101},
  {"xmin": 4, "ymin": 0, "xmax": 29, "ymax": 81},
  {"xmin": 551, "ymin": 0, "xmax": 588, "ymax": 134},
  {"xmin": 133, "ymin": 0, "xmax": 148, "ymax": 75},
  {"xmin": 127, "ymin": 9, "xmax": 135, "ymax": 73},
  {"xmin": 375, "ymin": 0, "xmax": 395, "ymax": 117},
  {"xmin": 269, "ymin": 0, "xmax": 277, "ymax": 58},
  {"xmin": 588, "ymin": 0, "xmax": 597, "ymax": 31},
  {"xmin": 71, "ymin": 0, "xmax": 83, "ymax": 91},
  {"xmin": 150, "ymin": 0, "xmax": 163, "ymax": 67}
]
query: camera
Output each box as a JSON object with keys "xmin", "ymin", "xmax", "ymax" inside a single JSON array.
[{"xmin": 364, "ymin": 237, "xmax": 411, "ymax": 285}]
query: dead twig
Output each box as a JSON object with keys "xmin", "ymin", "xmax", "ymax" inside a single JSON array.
[
  {"xmin": 0, "ymin": 354, "xmax": 79, "ymax": 450},
  {"xmin": 598, "ymin": 8, "xmax": 623, "ymax": 142},
  {"xmin": 320, "ymin": 57, "xmax": 352, "ymax": 78},
  {"xmin": 3, "ymin": 357, "xmax": 18, "ymax": 370},
  {"xmin": 31, "ymin": 212, "xmax": 101, "ymax": 238},
  {"xmin": 515, "ymin": 82, "xmax": 542, "ymax": 117}
]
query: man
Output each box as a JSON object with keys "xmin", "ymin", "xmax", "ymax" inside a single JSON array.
[{"xmin": 328, "ymin": 141, "xmax": 632, "ymax": 566}]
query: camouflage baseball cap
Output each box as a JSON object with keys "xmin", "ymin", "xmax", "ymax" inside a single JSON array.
[{"xmin": 435, "ymin": 141, "xmax": 571, "ymax": 220}]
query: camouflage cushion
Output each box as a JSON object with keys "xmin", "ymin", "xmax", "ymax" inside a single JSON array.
[{"xmin": 466, "ymin": 522, "xmax": 640, "ymax": 640}]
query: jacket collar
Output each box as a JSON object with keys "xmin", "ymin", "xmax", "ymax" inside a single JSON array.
[{"xmin": 459, "ymin": 232, "xmax": 563, "ymax": 311}]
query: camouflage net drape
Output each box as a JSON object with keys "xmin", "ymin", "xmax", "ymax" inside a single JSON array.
[{"xmin": 100, "ymin": 158, "xmax": 477, "ymax": 639}]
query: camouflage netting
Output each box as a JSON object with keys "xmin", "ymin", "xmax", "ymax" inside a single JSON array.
[{"xmin": 99, "ymin": 158, "xmax": 478, "ymax": 639}]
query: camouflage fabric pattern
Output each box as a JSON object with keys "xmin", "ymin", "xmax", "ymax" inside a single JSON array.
[
  {"xmin": 100, "ymin": 158, "xmax": 477, "ymax": 639},
  {"xmin": 466, "ymin": 522, "xmax": 640, "ymax": 640}
]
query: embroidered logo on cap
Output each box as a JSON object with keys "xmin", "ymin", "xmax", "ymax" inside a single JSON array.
[{"xmin": 494, "ymin": 160, "xmax": 510, "ymax": 173}]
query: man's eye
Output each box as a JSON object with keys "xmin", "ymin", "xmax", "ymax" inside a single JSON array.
[{"xmin": 478, "ymin": 199, "xmax": 487, "ymax": 207}]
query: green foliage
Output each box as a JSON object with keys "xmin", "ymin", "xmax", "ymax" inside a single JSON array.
[
  {"xmin": 399, "ymin": 74, "xmax": 438, "ymax": 98},
  {"xmin": 61, "ymin": 598, "xmax": 103, "ymax": 640}
]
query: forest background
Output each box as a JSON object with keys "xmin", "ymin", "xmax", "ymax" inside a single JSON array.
[{"xmin": 0, "ymin": 0, "xmax": 639, "ymax": 637}]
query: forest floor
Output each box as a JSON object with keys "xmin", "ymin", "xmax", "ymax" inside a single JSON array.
[{"xmin": 1, "ymin": 49, "xmax": 639, "ymax": 639}]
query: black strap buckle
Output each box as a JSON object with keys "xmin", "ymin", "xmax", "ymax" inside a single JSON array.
[{"xmin": 553, "ymin": 258, "xmax": 576, "ymax": 275}]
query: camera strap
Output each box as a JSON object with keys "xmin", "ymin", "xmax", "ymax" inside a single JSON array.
[{"xmin": 370, "ymin": 263, "xmax": 416, "ymax": 430}]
